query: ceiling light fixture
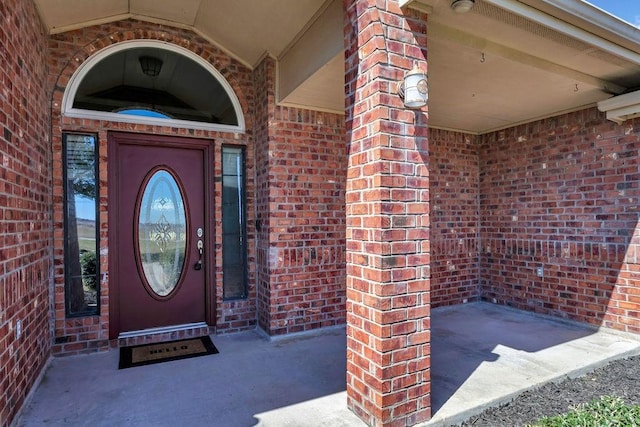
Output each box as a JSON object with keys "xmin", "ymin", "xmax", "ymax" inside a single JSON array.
[
  {"xmin": 139, "ymin": 56, "xmax": 163, "ymax": 77},
  {"xmin": 451, "ymin": 0, "xmax": 475, "ymax": 13}
]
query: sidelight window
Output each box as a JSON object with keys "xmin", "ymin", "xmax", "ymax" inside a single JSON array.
[
  {"xmin": 63, "ymin": 133, "xmax": 100, "ymax": 317},
  {"xmin": 222, "ymin": 146, "xmax": 247, "ymax": 299}
]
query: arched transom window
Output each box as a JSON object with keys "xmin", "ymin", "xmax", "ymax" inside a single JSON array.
[{"xmin": 62, "ymin": 40, "xmax": 245, "ymax": 132}]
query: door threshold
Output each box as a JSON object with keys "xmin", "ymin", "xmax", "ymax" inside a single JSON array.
[{"xmin": 118, "ymin": 322, "xmax": 209, "ymax": 339}]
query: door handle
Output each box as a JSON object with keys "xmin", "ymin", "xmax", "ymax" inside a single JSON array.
[{"xmin": 194, "ymin": 232, "xmax": 204, "ymax": 271}]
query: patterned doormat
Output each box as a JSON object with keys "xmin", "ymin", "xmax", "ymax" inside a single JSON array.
[{"xmin": 119, "ymin": 336, "xmax": 219, "ymax": 369}]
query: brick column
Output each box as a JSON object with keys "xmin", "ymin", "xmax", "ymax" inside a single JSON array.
[{"xmin": 344, "ymin": 1, "xmax": 431, "ymax": 426}]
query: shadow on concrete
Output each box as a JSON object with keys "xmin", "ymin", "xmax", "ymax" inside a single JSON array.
[
  {"xmin": 428, "ymin": 302, "xmax": 640, "ymax": 426},
  {"xmin": 17, "ymin": 327, "xmax": 362, "ymax": 427},
  {"xmin": 17, "ymin": 304, "xmax": 640, "ymax": 427}
]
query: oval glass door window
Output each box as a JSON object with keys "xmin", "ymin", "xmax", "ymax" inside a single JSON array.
[{"xmin": 138, "ymin": 169, "xmax": 187, "ymax": 297}]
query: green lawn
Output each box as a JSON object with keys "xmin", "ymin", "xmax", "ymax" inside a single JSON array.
[{"xmin": 530, "ymin": 396, "xmax": 640, "ymax": 427}]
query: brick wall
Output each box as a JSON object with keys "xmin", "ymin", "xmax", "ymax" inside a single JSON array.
[
  {"xmin": 430, "ymin": 129, "xmax": 480, "ymax": 307},
  {"xmin": 0, "ymin": 0, "xmax": 52, "ymax": 425},
  {"xmin": 480, "ymin": 108, "xmax": 640, "ymax": 333},
  {"xmin": 48, "ymin": 20, "xmax": 257, "ymax": 353},
  {"xmin": 254, "ymin": 57, "xmax": 347, "ymax": 336},
  {"xmin": 254, "ymin": 58, "xmax": 273, "ymax": 333}
]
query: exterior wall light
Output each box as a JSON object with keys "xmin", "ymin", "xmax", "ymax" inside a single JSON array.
[
  {"xmin": 398, "ymin": 63, "xmax": 428, "ymax": 109},
  {"xmin": 451, "ymin": 0, "xmax": 475, "ymax": 13}
]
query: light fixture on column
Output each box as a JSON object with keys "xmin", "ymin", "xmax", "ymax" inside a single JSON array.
[
  {"xmin": 139, "ymin": 56, "xmax": 163, "ymax": 77},
  {"xmin": 451, "ymin": 0, "xmax": 475, "ymax": 13},
  {"xmin": 397, "ymin": 63, "xmax": 428, "ymax": 109}
]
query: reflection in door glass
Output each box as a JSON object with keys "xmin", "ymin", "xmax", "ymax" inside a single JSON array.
[{"xmin": 138, "ymin": 170, "xmax": 187, "ymax": 297}]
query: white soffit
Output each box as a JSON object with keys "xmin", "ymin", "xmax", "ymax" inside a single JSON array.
[
  {"xmin": 483, "ymin": 0, "xmax": 640, "ymax": 66},
  {"xmin": 428, "ymin": 34, "xmax": 606, "ymax": 133},
  {"xmin": 278, "ymin": 0, "xmax": 343, "ymax": 105},
  {"xmin": 34, "ymin": 0, "xmax": 328, "ymax": 68},
  {"xmin": 34, "ymin": 0, "xmax": 130, "ymax": 32},
  {"xmin": 193, "ymin": 0, "xmax": 327, "ymax": 67},
  {"xmin": 597, "ymin": 91, "xmax": 640, "ymax": 124},
  {"xmin": 519, "ymin": 0, "xmax": 640, "ymax": 54},
  {"xmin": 403, "ymin": 0, "xmax": 640, "ymax": 133},
  {"xmin": 279, "ymin": 52, "xmax": 345, "ymax": 113},
  {"xmin": 130, "ymin": 0, "xmax": 201, "ymax": 25}
]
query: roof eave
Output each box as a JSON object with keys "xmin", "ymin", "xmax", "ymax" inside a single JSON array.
[{"xmin": 520, "ymin": 0, "xmax": 640, "ymax": 54}]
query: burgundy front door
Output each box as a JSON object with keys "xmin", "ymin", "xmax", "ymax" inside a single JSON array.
[{"xmin": 109, "ymin": 132, "xmax": 213, "ymax": 338}]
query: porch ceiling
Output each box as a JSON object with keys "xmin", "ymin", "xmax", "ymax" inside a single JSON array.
[{"xmin": 34, "ymin": 0, "xmax": 640, "ymax": 134}]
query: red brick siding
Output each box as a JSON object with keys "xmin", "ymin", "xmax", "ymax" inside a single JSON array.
[
  {"xmin": 254, "ymin": 58, "xmax": 273, "ymax": 332},
  {"xmin": 0, "ymin": 0, "xmax": 52, "ymax": 425},
  {"xmin": 345, "ymin": 1, "xmax": 431, "ymax": 425},
  {"xmin": 430, "ymin": 129, "xmax": 480, "ymax": 307},
  {"xmin": 255, "ymin": 57, "xmax": 347, "ymax": 336},
  {"xmin": 48, "ymin": 20, "xmax": 257, "ymax": 353},
  {"xmin": 479, "ymin": 108, "xmax": 640, "ymax": 333}
]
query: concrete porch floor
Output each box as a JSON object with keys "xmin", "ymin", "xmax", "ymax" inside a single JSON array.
[{"xmin": 16, "ymin": 303, "xmax": 640, "ymax": 427}]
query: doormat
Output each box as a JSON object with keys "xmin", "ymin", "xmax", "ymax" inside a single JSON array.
[{"xmin": 119, "ymin": 336, "xmax": 219, "ymax": 369}]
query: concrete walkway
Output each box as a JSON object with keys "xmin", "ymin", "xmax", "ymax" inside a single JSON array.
[{"xmin": 15, "ymin": 303, "xmax": 640, "ymax": 427}]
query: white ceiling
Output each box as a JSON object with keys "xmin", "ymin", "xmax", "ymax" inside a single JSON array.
[
  {"xmin": 34, "ymin": 0, "xmax": 328, "ymax": 67},
  {"xmin": 34, "ymin": 0, "xmax": 640, "ymax": 134},
  {"xmin": 417, "ymin": 0, "xmax": 640, "ymax": 132}
]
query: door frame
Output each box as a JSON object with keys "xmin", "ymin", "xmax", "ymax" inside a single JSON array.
[{"xmin": 108, "ymin": 131, "xmax": 216, "ymax": 339}]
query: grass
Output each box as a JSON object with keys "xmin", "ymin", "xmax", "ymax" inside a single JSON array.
[{"xmin": 530, "ymin": 396, "xmax": 640, "ymax": 426}]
